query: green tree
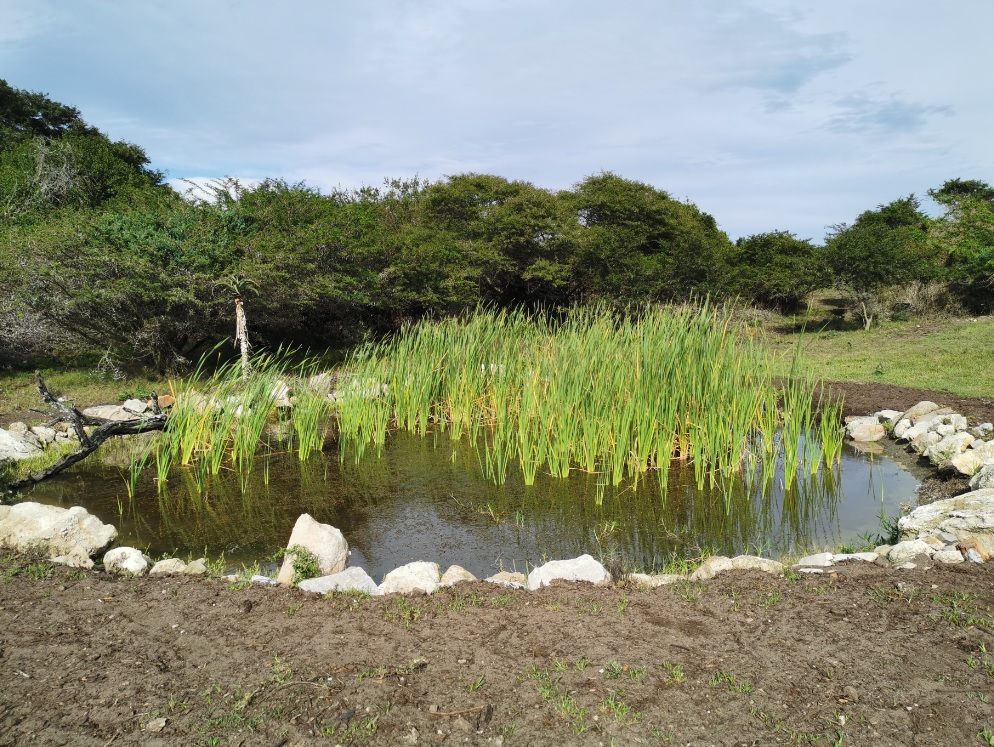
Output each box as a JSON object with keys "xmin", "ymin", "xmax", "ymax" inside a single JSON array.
[
  {"xmin": 728, "ymin": 231, "xmax": 828, "ymax": 310},
  {"xmin": 928, "ymin": 178, "xmax": 994, "ymax": 312},
  {"xmin": 825, "ymin": 196, "xmax": 934, "ymax": 329},
  {"xmin": 564, "ymin": 173, "xmax": 732, "ymax": 303}
]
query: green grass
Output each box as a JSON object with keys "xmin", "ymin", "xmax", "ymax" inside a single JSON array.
[
  {"xmin": 335, "ymin": 303, "xmax": 843, "ymax": 505},
  {"xmin": 767, "ymin": 315, "xmax": 994, "ymax": 398}
]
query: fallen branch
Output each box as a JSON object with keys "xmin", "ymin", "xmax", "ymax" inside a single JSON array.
[{"xmin": 6, "ymin": 375, "xmax": 168, "ymax": 489}]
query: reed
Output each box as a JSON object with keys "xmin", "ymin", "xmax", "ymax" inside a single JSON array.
[{"xmin": 334, "ymin": 303, "xmax": 844, "ymax": 508}]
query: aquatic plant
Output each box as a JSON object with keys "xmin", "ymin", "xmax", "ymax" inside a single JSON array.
[{"xmin": 334, "ymin": 303, "xmax": 844, "ymax": 508}]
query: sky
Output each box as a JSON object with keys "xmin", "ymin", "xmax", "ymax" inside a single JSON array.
[{"xmin": 2, "ymin": 0, "xmax": 991, "ymax": 242}]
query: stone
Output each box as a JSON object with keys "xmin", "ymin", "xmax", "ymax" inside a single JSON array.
[
  {"xmin": 439, "ymin": 565, "xmax": 477, "ymax": 586},
  {"xmin": 874, "ymin": 409, "xmax": 903, "ymax": 427},
  {"xmin": 299, "ymin": 566, "xmax": 380, "ymax": 595},
  {"xmin": 887, "ymin": 540, "xmax": 936, "ymax": 563},
  {"xmin": 379, "ymin": 562, "xmax": 441, "ymax": 595},
  {"xmin": 149, "ymin": 394, "xmax": 176, "ymax": 409},
  {"xmin": 81, "ymin": 405, "xmax": 140, "ymax": 421},
  {"xmin": 729, "ymin": 555, "xmax": 784, "ymax": 575},
  {"xmin": 902, "ymin": 401, "xmax": 940, "ymax": 422},
  {"xmin": 970, "ymin": 463, "xmax": 994, "ymax": 491},
  {"xmin": 795, "ymin": 552, "xmax": 834, "ymax": 567},
  {"xmin": 965, "ymin": 548, "xmax": 987, "ymax": 564},
  {"xmin": 933, "ymin": 549, "xmax": 965, "ymax": 564},
  {"xmin": 0, "ymin": 428, "xmax": 44, "ymax": 461},
  {"xmin": 527, "ymin": 554, "xmax": 612, "ymax": 590},
  {"xmin": 276, "ymin": 514, "xmax": 349, "ymax": 586},
  {"xmin": 0, "ymin": 503, "xmax": 117, "ymax": 565},
  {"xmin": 103, "ymin": 547, "xmax": 151, "ymax": 576},
  {"xmin": 251, "ymin": 574, "xmax": 278, "ymax": 586},
  {"xmin": 184, "ymin": 558, "xmax": 208, "ymax": 575},
  {"xmin": 486, "ymin": 571, "xmax": 527, "ymax": 588},
  {"xmin": 846, "ymin": 417, "xmax": 886, "ymax": 442},
  {"xmin": 51, "ymin": 554, "xmax": 94, "ymax": 569},
  {"xmin": 149, "ymin": 558, "xmax": 188, "ymax": 575},
  {"xmin": 957, "ymin": 537, "xmax": 991, "ymax": 563},
  {"xmin": 909, "ymin": 431, "xmax": 942, "ymax": 454},
  {"xmin": 924, "ymin": 432, "xmax": 975, "ymax": 466},
  {"xmin": 972, "ymin": 423, "xmax": 994, "ymax": 439},
  {"xmin": 898, "ymin": 489, "xmax": 994, "ymax": 559},
  {"xmin": 121, "ymin": 398, "xmax": 149, "ymax": 415},
  {"xmin": 892, "ymin": 419, "xmax": 913, "ymax": 440},
  {"xmin": 832, "ymin": 552, "xmax": 879, "ymax": 563},
  {"xmin": 949, "ymin": 447, "xmax": 994, "ymax": 477},
  {"xmin": 921, "ymin": 535, "xmax": 946, "ymax": 550},
  {"xmin": 627, "ymin": 573, "xmax": 685, "ymax": 587},
  {"xmin": 145, "ymin": 717, "xmax": 167, "ymax": 733},
  {"xmin": 29, "ymin": 426, "xmax": 57, "ymax": 445},
  {"xmin": 689, "ymin": 555, "xmax": 734, "ymax": 580}
]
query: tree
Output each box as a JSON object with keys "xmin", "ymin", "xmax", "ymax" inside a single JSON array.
[
  {"xmin": 928, "ymin": 178, "xmax": 994, "ymax": 313},
  {"xmin": 565, "ymin": 173, "xmax": 733, "ymax": 303},
  {"xmin": 825, "ymin": 196, "xmax": 934, "ymax": 329},
  {"xmin": 728, "ymin": 231, "xmax": 828, "ymax": 310}
]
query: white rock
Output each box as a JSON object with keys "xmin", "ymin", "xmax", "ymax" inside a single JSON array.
[
  {"xmin": 81, "ymin": 405, "xmax": 139, "ymax": 421},
  {"xmin": 892, "ymin": 419, "xmax": 913, "ymax": 440},
  {"xmin": 29, "ymin": 426, "xmax": 57, "ymax": 445},
  {"xmin": 439, "ymin": 565, "xmax": 477, "ymax": 586},
  {"xmin": 902, "ymin": 401, "xmax": 940, "ymax": 422},
  {"xmin": 832, "ymin": 552, "xmax": 879, "ymax": 563},
  {"xmin": 122, "ymin": 398, "xmax": 149, "ymax": 414},
  {"xmin": 875, "ymin": 409, "xmax": 903, "ymax": 426},
  {"xmin": 965, "ymin": 548, "xmax": 987, "ymax": 564},
  {"xmin": 379, "ymin": 561, "xmax": 441, "ymax": 595},
  {"xmin": 627, "ymin": 572, "xmax": 685, "ymax": 587},
  {"xmin": 251, "ymin": 574, "xmax": 278, "ymax": 586},
  {"xmin": 951, "ymin": 414, "xmax": 969, "ymax": 432},
  {"xmin": 846, "ymin": 417, "xmax": 885, "ymax": 442},
  {"xmin": 103, "ymin": 547, "xmax": 151, "ymax": 575},
  {"xmin": 795, "ymin": 552, "xmax": 834, "ymax": 567},
  {"xmin": 950, "ymin": 445, "xmax": 994, "ymax": 477},
  {"xmin": 924, "ymin": 432, "xmax": 975, "ymax": 466},
  {"xmin": 898, "ymin": 489, "xmax": 994, "ymax": 559},
  {"xmin": 0, "ymin": 428, "xmax": 44, "ymax": 461},
  {"xmin": 184, "ymin": 558, "xmax": 208, "ymax": 575},
  {"xmin": 910, "ymin": 431, "xmax": 942, "ymax": 454},
  {"xmin": 933, "ymin": 549, "xmax": 965, "ymax": 564},
  {"xmin": 527, "ymin": 554, "xmax": 612, "ymax": 590},
  {"xmin": 969, "ymin": 463, "xmax": 994, "ymax": 491},
  {"xmin": 149, "ymin": 558, "xmax": 188, "ymax": 575},
  {"xmin": 887, "ymin": 539, "xmax": 936, "ymax": 563},
  {"xmin": 972, "ymin": 423, "xmax": 994, "ymax": 439},
  {"xmin": 730, "ymin": 555, "xmax": 784, "ymax": 575},
  {"xmin": 276, "ymin": 514, "xmax": 349, "ymax": 585},
  {"xmin": 50, "ymin": 554, "xmax": 94, "ymax": 569},
  {"xmin": 689, "ymin": 555, "xmax": 734, "ymax": 581},
  {"xmin": 299, "ymin": 566, "xmax": 379, "ymax": 595},
  {"xmin": 485, "ymin": 571, "xmax": 527, "ymax": 588},
  {"xmin": 0, "ymin": 503, "xmax": 117, "ymax": 564}
]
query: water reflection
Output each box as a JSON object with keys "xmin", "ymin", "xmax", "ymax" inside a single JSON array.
[{"xmin": 19, "ymin": 432, "xmax": 917, "ymax": 579}]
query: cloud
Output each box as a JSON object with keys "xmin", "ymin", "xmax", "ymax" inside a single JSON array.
[{"xmin": 827, "ymin": 93, "xmax": 953, "ymax": 134}]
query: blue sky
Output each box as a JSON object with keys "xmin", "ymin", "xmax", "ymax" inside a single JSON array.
[{"xmin": 2, "ymin": 0, "xmax": 991, "ymax": 241}]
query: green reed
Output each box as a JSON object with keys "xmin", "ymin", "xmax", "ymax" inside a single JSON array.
[{"xmin": 334, "ymin": 303, "xmax": 844, "ymax": 509}]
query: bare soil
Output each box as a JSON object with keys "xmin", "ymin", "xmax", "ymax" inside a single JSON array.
[{"xmin": 2, "ymin": 381, "xmax": 994, "ymax": 746}]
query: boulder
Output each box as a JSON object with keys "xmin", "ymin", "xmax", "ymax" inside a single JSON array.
[
  {"xmin": 149, "ymin": 394, "xmax": 176, "ymax": 410},
  {"xmin": 149, "ymin": 558, "xmax": 188, "ymax": 575},
  {"xmin": 923, "ymin": 432, "xmax": 975, "ymax": 466},
  {"xmin": 972, "ymin": 423, "xmax": 994, "ymax": 440},
  {"xmin": 299, "ymin": 566, "xmax": 379, "ymax": 595},
  {"xmin": 688, "ymin": 555, "xmax": 734, "ymax": 580},
  {"xmin": 795, "ymin": 552, "xmax": 834, "ymax": 567},
  {"xmin": 527, "ymin": 554, "xmax": 612, "ymax": 590},
  {"xmin": 81, "ymin": 405, "xmax": 139, "ymax": 421},
  {"xmin": 29, "ymin": 426, "xmax": 57, "ymax": 446},
  {"xmin": 439, "ymin": 565, "xmax": 477, "ymax": 586},
  {"xmin": 832, "ymin": 552, "xmax": 879, "ymax": 563},
  {"xmin": 379, "ymin": 561, "xmax": 441, "ymax": 595},
  {"xmin": 0, "ymin": 503, "xmax": 117, "ymax": 565},
  {"xmin": 909, "ymin": 431, "xmax": 942, "ymax": 454},
  {"xmin": 887, "ymin": 539, "xmax": 936, "ymax": 563},
  {"xmin": 729, "ymin": 555, "xmax": 784, "ymax": 575},
  {"xmin": 949, "ymin": 442, "xmax": 994, "ymax": 477},
  {"xmin": 875, "ymin": 409, "xmax": 903, "ymax": 427},
  {"xmin": 898, "ymin": 489, "xmax": 994, "ymax": 559},
  {"xmin": 184, "ymin": 558, "xmax": 209, "ymax": 575},
  {"xmin": 0, "ymin": 428, "xmax": 44, "ymax": 461},
  {"xmin": 970, "ymin": 464, "xmax": 994, "ymax": 491},
  {"xmin": 121, "ymin": 398, "xmax": 149, "ymax": 415},
  {"xmin": 892, "ymin": 419, "xmax": 913, "ymax": 440},
  {"xmin": 485, "ymin": 571, "xmax": 527, "ymax": 588},
  {"xmin": 933, "ymin": 549, "xmax": 965, "ymax": 564},
  {"xmin": 276, "ymin": 514, "xmax": 349, "ymax": 586},
  {"xmin": 845, "ymin": 417, "xmax": 885, "ymax": 442},
  {"xmin": 103, "ymin": 547, "xmax": 151, "ymax": 575},
  {"xmin": 902, "ymin": 401, "xmax": 941, "ymax": 422}
]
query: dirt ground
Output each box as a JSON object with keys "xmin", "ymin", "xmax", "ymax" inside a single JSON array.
[{"xmin": 2, "ymin": 381, "xmax": 994, "ymax": 747}]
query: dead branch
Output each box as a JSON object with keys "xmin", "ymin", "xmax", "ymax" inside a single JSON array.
[{"xmin": 6, "ymin": 375, "xmax": 168, "ymax": 489}]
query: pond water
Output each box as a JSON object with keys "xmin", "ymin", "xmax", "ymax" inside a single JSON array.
[{"xmin": 19, "ymin": 431, "xmax": 918, "ymax": 579}]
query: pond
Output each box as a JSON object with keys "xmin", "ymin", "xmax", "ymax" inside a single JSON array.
[{"xmin": 18, "ymin": 430, "xmax": 918, "ymax": 579}]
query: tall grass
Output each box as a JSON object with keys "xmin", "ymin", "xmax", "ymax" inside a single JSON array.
[
  {"xmin": 146, "ymin": 349, "xmax": 334, "ymax": 496},
  {"xmin": 334, "ymin": 303, "xmax": 844, "ymax": 509}
]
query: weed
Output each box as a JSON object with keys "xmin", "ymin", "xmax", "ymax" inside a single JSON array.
[
  {"xmin": 269, "ymin": 653, "xmax": 293, "ymax": 685},
  {"xmin": 491, "ymin": 592, "xmax": 514, "ymax": 608},
  {"xmin": 286, "ymin": 602, "xmax": 304, "ymax": 617},
  {"xmin": 604, "ymin": 660, "xmax": 625, "ymax": 679},
  {"xmin": 982, "ymin": 726, "xmax": 994, "ymax": 747},
  {"xmin": 575, "ymin": 656, "xmax": 593, "ymax": 671},
  {"xmin": 760, "ymin": 590, "xmax": 782, "ymax": 609},
  {"xmin": 660, "ymin": 661, "xmax": 687, "ymax": 685},
  {"xmin": 468, "ymin": 675, "xmax": 486, "ymax": 692},
  {"xmin": 385, "ymin": 598, "xmax": 423, "ymax": 627},
  {"xmin": 616, "ymin": 594, "xmax": 630, "ymax": 617}
]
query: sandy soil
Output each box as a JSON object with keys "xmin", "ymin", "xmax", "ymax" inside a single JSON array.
[{"xmin": 2, "ymin": 381, "xmax": 994, "ymax": 746}]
